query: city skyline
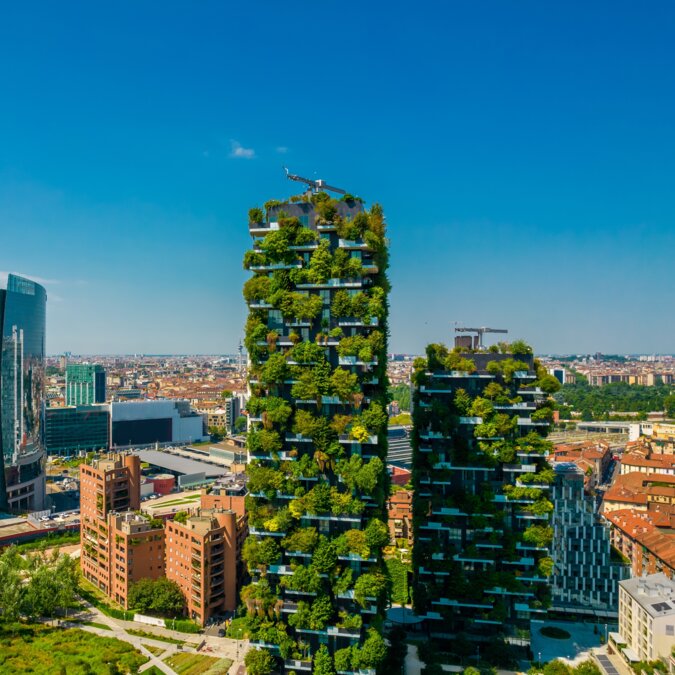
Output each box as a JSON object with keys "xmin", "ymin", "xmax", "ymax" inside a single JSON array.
[{"xmin": 1, "ymin": 2, "xmax": 674, "ymax": 355}]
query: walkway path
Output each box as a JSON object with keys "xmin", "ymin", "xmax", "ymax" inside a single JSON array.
[{"xmin": 70, "ymin": 597, "xmax": 249, "ymax": 674}]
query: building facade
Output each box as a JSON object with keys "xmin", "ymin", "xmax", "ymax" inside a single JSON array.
[
  {"xmin": 44, "ymin": 404, "xmax": 110, "ymax": 456},
  {"xmin": 80, "ymin": 454, "xmax": 143, "ymax": 598},
  {"xmin": 242, "ymin": 192, "xmax": 390, "ymax": 671},
  {"xmin": 80, "ymin": 453, "xmax": 244, "ymax": 621},
  {"xmin": 0, "ymin": 273, "xmax": 47, "ymax": 511},
  {"xmin": 65, "ymin": 363, "xmax": 106, "ymax": 406},
  {"xmin": 110, "ymin": 400, "xmax": 207, "ymax": 448},
  {"xmin": 610, "ymin": 574, "xmax": 675, "ymax": 666},
  {"xmin": 550, "ymin": 463, "xmax": 629, "ymax": 617},
  {"xmin": 165, "ymin": 508, "xmax": 239, "ymax": 625},
  {"xmin": 388, "ymin": 488, "xmax": 413, "ymax": 547},
  {"xmin": 411, "ymin": 345, "xmax": 557, "ymax": 662}
]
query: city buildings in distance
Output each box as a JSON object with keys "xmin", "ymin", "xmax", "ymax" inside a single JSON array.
[
  {"xmin": 65, "ymin": 362, "xmax": 106, "ymax": 405},
  {"xmin": 0, "ymin": 273, "xmax": 47, "ymax": 511}
]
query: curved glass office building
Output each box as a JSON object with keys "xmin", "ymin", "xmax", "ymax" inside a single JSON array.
[{"xmin": 0, "ymin": 274, "xmax": 47, "ymax": 511}]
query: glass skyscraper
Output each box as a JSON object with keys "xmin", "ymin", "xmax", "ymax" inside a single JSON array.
[
  {"xmin": 65, "ymin": 363, "xmax": 106, "ymax": 405},
  {"xmin": 0, "ymin": 273, "xmax": 47, "ymax": 511}
]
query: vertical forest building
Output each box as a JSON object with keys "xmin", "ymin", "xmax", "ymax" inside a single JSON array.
[
  {"xmin": 242, "ymin": 186, "xmax": 390, "ymax": 673},
  {"xmin": 411, "ymin": 340, "xmax": 561, "ymax": 665}
]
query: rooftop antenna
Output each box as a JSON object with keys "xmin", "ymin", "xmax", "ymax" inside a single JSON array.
[
  {"xmin": 284, "ymin": 167, "xmax": 346, "ymax": 195},
  {"xmin": 454, "ymin": 325, "xmax": 508, "ymax": 350}
]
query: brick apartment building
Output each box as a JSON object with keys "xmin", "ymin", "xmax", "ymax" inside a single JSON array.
[
  {"xmin": 387, "ymin": 489, "xmax": 413, "ymax": 547},
  {"xmin": 552, "ymin": 440, "xmax": 611, "ymax": 491},
  {"xmin": 605, "ymin": 508, "xmax": 675, "ymax": 579},
  {"xmin": 80, "ymin": 453, "xmax": 246, "ymax": 623},
  {"xmin": 165, "ymin": 509, "xmax": 238, "ymax": 625}
]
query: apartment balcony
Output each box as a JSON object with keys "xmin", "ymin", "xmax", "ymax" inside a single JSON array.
[
  {"xmin": 249, "ymin": 302, "xmax": 274, "ymax": 310},
  {"xmin": 338, "ymin": 239, "xmax": 370, "ymax": 250},
  {"xmin": 289, "ymin": 243, "xmax": 319, "ymax": 251},
  {"xmin": 285, "ymin": 660, "xmax": 312, "ymax": 672},
  {"xmin": 338, "ymin": 356, "xmax": 378, "ymax": 367},
  {"xmin": 486, "ymin": 587, "xmax": 533, "ymax": 598},
  {"xmin": 301, "ymin": 514, "xmax": 362, "ymax": 524},
  {"xmin": 514, "ymin": 602, "xmax": 547, "ymax": 614},
  {"xmin": 250, "ymin": 263, "xmax": 303, "ymax": 272},
  {"xmin": 503, "ymin": 557, "xmax": 535, "ymax": 567},
  {"xmin": 504, "ymin": 463, "xmax": 537, "ymax": 473},
  {"xmin": 267, "ymin": 565, "xmax": 294, "ymax": 575},
  {"xmin": 295, "ymin": 626, "xmax": 362, "ymax": 639},
  {"xmin": 454, "ymin": 554, "xmax": 496, "ymax": 565},
  {"xmin": 337, "ymin": 553, "xmax": 377, "ymax": 563},
  {"xmin": 297, "ymin": 279, "xmax": 365, "ymax": 289},
  {"xmin": 338, "ymin": 317, "xmax": 378, "ymax": 327},
  {"xmin": 431, "ymin": 598, "xmax": 492, "ymax": 610},
  {"xmin": 517, "ymin": 419, "xmax": 550, "ymax": 427},
  {"xmin": 516, "ymin": 542, "xmax": 549, "ymax": 552},
  {"xmin": 281, "ymin": 601, "xmax": 300, "ymax": 613},
  {"xmin": 515, "ymin": 481, "xmax": 551, "ymax": 489},
  {"xmin": 249, "ymin": 527, "xmax": 287, "ymax": 537}
]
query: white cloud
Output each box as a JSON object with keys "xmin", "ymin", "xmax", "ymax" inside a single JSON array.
[
  {"xmin": 229, "ymin": 140, "xmax": 255, "ymax": 159},
  {"xmin": 276, "ymin": 146, "xmax": 288, "ymax": 154}
]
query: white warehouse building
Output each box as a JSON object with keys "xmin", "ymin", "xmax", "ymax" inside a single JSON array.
[{"xmin": 110, "ymin": 400, "xmax": 207, "ymax": 448}]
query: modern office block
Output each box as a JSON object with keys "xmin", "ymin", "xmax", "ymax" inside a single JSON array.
[
  {"xmin": 550, "ymin": 463, "xmax": 629, "ymax": 617},
  {"xmin": 242, "ymin": 190, "xmax": 390, "ymax": 671},
  {"xmin": 0, "ymin": 273, "xmax": 47, "ymax": 511},
  {"xmin": 44, "ymin": 404, "xmax": 110, "ymax": 456},
  {"xmin": 110, "ymin": 399, "xmax": 207, "ymax": 447},
  {"xmin": 65, "ymin": 363, "xmax": 106, "ymax": 406},
  {"xmin": 411, "ymin": 345, "xmax": 557, "ymax": 663}
]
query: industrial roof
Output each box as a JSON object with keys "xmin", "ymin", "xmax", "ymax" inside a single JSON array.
[{"xmin": 132, "ymin": 449, "xmax": 225, "ymax": 477}]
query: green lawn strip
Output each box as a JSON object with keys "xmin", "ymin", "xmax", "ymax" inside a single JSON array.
[
  {"xmin": 0, "ymin": 623, "xmax": 147, "ymax": 674},
  {"xmin": 125, "ymin": 628, "xmax": 185, "ymax": 645},
  {"xmin": 80, "ymin": 621, "xmax": 112, "ymax": 630},
  {"xmin": 13, "ymin": 531, "xmax": 80, "ymax": 554},
  {"xmin": 164, "ymin": 652, "xmax": 232, "ymax": 675},
  {"xmin": 144, "ymin": 667, "xmax": 165, "ymax": 675},
  {"xmin": 142, "ymin": 643, "xmax": 167, "ymax": 657}
]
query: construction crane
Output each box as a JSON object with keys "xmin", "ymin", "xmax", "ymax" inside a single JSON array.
[
  {"xmin": 284, "ymin": 167, "xmax": 346, "ymax": 195},
  {"xmin": 454, "ymin": 326, "xmax": 508, "ymax": 350}
]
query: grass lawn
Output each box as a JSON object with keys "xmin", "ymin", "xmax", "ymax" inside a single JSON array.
[
  {"xmin": 14, "ymin": 531, "xmax": 80, "ymax": 554},
  {"xmin": 164, "ymin": 652, "xmax": 233, "ymax": 675},
  {"xmin": 154, "ymin": 496, "xmax": 201, "ymax": 507},
  {"xmin": 0, "ymin": 624, "xmax": 147, "ymax": 674},
  {"xmin": 142, "ymin": 643, "xmax": 166, "ymax": 656},
  {"xmin": 126, "ymin": 628, "xmax": 185, "ymax": 645},
  {"xmin": 80, "ymin": 621, "xmax": 112, "ymax": 630}
]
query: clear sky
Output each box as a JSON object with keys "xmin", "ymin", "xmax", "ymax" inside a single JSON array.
[{"xmin": 1, "ymin": 1, "xmax": 673, "ymax": 356}]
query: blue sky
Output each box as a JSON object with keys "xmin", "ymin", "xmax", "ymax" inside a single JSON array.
[{"xmin": 1, "ymin": 1, "xmax": 673, "ymax": 355}]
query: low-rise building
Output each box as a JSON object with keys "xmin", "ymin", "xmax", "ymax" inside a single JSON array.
[
  {"xmin": 620, "ymin": 452, "xmax": 675, "ymax": 477},
  {"xmin": 387, "ymin": 489, "xmax": 413, "ymax": 547},
  {"xmin": 605, "ymin": 508, "xmax": 675, "ymax": 579},
  {"xmin": 603, "ymin": 473, "xmax": 675, "ymax": 514},
  {"xmin": 609, "ymin": 573, "xmax": 675, "ymax": 666},
  {"xmin": 552, "ymin": 440, "xmax": 611, "ymax": 491}
]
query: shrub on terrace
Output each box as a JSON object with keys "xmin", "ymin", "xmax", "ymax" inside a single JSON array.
[
  {"xmin": 245, "ymin": 649, "xmax": 276, "ymax": 675},
  {"xmin": 282, "ymin": 527, "xmax": 319, "ymax": 553},
  {"xmin": 242, "ymin": 537, "xmax": 280, "ymax": 571},
  {"xmin": 243, "ymin": 275, "xmax": 270, "ymax": 303}
]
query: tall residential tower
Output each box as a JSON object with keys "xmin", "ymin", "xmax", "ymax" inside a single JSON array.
[
  {"xmin": 411, "ymin": 340, "xmax": 560, "ymax": 666},
  {"xmin": 241, "ymin": 187, "xmax": 390, "ymax": 673}
]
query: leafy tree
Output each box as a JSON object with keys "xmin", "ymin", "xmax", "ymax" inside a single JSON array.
[
  {"xmin": 311, "ymin": 537, "xmax": 338, "ymax": 574},
  {"xmin": 128, "ymin": 578, "xmax": 185, "ymax": 617},
  {"xmin": 245, "ymin": 648, "xmax": 275, "ymax": 675},
  {"xmin": 359, "ymin": 628, "xmax": 387, "ymax": 668},
  {"xmin": 234, "ymin": 415, "xmax": 247, "ymax": 433},
  {"xmin": 313, "ymin": 645, "xmax": 336, "ymax": 675},
  {"xmin": 665, "ymin": 393, "xmax": 675, "ymax": 418},
  {"xmin": 364, "ymin": 518, "xmax": 390, "ymax": 548}
]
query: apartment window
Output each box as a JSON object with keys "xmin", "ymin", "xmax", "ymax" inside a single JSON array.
[{"xmin": 666, "ymin": 625, "xmax": 674, "ymax": 636}]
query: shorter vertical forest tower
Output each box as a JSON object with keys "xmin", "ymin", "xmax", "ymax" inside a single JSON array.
[
  {"xmin": 242, "ymin": 190, "xmax": 390, "ymax": 674},
  {"xmin": 411, "ymin": 340, "xmax": 561, "ymax": 666}
]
